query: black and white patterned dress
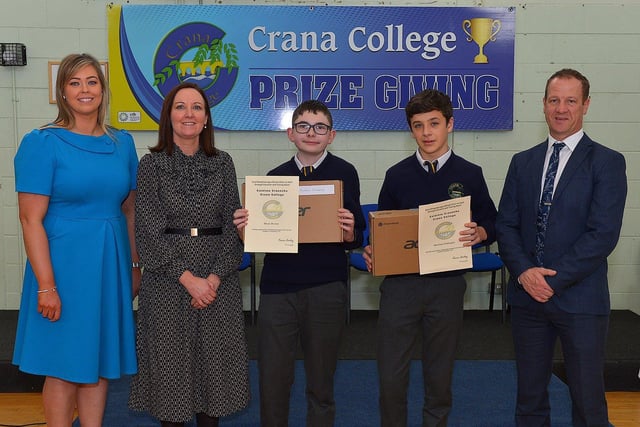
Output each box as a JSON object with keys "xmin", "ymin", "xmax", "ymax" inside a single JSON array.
[{"xmin": 129, "ymin": 146, "xmax": 250, "ymax": 422}]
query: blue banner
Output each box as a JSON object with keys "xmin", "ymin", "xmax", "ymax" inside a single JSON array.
[{"xmin": 107, "ymin": 5, "xmax": 515, "ymax": 131}]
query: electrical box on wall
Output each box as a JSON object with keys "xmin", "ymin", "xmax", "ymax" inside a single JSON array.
[{"xmin": 1, "ymin": 43, "xmax": 27, "ymax": 66}]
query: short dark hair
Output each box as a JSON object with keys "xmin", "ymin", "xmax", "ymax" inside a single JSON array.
[
  {"xmin": 545, "ymin": 68, "xmax": 590, "ymax": 102},
  {"xmin": 291, "ymin": 100, "xmax": 333, "ymax": 127},
  {"xmin": 404, "ymin": 89, "xmax": 453, "ymax": 127},
  {"xmin": 150, "ymin": 82, "xmax": 217, "ymax": 156}
]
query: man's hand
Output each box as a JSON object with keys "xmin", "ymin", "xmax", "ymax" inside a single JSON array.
[
  {"xmin": 518, "ymin": 267, "xmax": 557, "ymax": 303},
  {"xmin": 459, "ymin": 223, "xmax": 487, "ymax": 247},
  {"xmin": 337, "ymin": 208, "xmax": 355, "ymax": 243},
  {"xmin": 363, "ymin": 245, "xmax": 373, "ymax": 272}
]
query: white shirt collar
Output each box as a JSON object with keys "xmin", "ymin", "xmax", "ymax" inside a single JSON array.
[
  {"xmin": 294, "ymin": 150, "xmax": 327, "ymax": 170},
  {"xmin": 416, "ymin": 148, "xmax": 452, "ymax": 172},
  {"xmin": 548, "ymin": 129, "xmax": 584, "ymax": 153}
]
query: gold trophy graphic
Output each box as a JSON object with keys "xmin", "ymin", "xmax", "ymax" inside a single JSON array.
[{"xmin": 462, "ymin": 18, "xmax": 501, "ymax": 64}]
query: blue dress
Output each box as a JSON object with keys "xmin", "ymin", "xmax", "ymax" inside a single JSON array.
[{"xmin": 12, "ymin": 127, "xmax": 139, "ymax": 383}]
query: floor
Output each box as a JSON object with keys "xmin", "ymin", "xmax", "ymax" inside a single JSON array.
[{"xmin": 0, "ymin": 391, "xmax": 638, "ymax": 426}]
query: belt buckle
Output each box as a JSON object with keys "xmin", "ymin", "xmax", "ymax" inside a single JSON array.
[{"xmin": 190, "ymin": 227, "xmax": 198, "ymax": 237}]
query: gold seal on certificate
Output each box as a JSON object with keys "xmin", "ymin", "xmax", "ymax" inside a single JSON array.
[
  {"xmin": 262, "ymin": 200, "xmax": 284, "ymax": 219},
  {"xmin": 244, "ymin": 176, "xmax": 299, "ymax": 253},
  {"xmin": 418, "ymin": 196, "xmax": 472, "ymax": 274}
]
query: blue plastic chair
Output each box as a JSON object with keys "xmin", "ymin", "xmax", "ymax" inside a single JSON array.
[
  {"xmin": 238, "ymin": 252, "xmax": 257, "ymax": 325},
  {"xmin": 470, "ymin": 243, "xmax": 507, "ymax": 323},
  {"xmin": 346, "ymin": 203, "xmax": 378, "ymax": 323}
]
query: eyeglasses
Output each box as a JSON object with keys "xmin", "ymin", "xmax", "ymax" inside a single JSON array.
[{"xmin": 293, "ymin": 122, "xmax": 332, "ymax": 135}]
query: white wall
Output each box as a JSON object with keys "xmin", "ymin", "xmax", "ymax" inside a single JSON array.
[{"xmin": 1, "ymin": 0, "xmax": 638, "ymax": 314}]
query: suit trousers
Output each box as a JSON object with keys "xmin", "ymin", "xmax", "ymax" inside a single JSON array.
[
  {"xmin": 377, "ymin": 274, "xmax": 466, "ymax": 427},
  {"xmin": 258, "ymin": 281, "xmax": 347, "ymax": 427},
  {"xmin": 511, "ymin": 304, "xmax": 609, "ymax": 427}
]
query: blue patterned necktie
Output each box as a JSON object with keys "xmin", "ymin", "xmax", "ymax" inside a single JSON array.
[
  {"xmin": 535, "ymin": 142, "xmax": 565, "ymax": 266},
  {"xmin": 301, "ymin": 165, "xmax": 314, "ymax": 176}
]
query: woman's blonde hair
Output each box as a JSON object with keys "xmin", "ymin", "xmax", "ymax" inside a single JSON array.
[{"xmin": 50, "ymin": 53, "xmax": 109, "ymax": 134}]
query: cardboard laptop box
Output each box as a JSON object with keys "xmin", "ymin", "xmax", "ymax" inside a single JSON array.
[
  {"xmin": 299, "ymin": 180, "xmax": 343, "ymax": 243},
  {"xmin": 242, "ymin": 179, "xmax": 343, "ymax": 244},
  {"xmin": 369, "ymin": 209, "xmax": 419, "ymax": 276}
]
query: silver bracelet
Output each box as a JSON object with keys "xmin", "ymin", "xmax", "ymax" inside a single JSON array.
[
  {"xmin": 132, "ymin": 261, "xmax": 141, "ymax": 268},
  {"xmin": 37, "ymin": 287, "xmax": 57, "ymax": 294}
]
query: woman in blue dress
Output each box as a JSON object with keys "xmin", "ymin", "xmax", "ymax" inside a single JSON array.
[{"xmin": 12, "ymin": 53, "xmax": 139, "ymax": 427}]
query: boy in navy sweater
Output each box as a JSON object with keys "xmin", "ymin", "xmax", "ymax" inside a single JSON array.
[
  {"xmin": 364, "ymin": 89, "xmax": 497, "ymax": 427},
  {"xmin": 234, "ymin": 100, "xmax": 365, "ymax": 427}
]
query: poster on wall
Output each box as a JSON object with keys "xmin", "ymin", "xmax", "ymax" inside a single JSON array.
[{"xmin": 107, "ymin": 4, "xmax": 515, "ymax": 131}]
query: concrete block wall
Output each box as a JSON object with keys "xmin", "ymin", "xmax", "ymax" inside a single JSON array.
[{"xmin": 1, "ymin": 0, "xmax": 638, "ymax": 313}]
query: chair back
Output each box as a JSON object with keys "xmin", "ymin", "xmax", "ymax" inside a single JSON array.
[
  {"xmin": 472, "ymin": 242, "xmax": 489, "ymax": 253},
  {"xmin": 238, "ymin": 252, "xmax": 258, "ymax": 324},
  {"xmin": 470, "ymin": 243, "xmax": 504, "ymax": 272},
  {"xmin": 349, "ymin": 203, "xmax": 378, "ymax": 273},
  {"xmin": 239, "ymin": 252, "xmax": 252, "ymax": 271},
  {"xmin": 360, "ymin": 203, "xmax": 378, "ymax": 246},
  {"xmin": 469, "ymin": 242, "xmax": 508, "ymax": 322}
]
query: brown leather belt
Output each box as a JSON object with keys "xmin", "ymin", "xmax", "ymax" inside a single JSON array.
[{"xmin": 164, "ymin": 227, "xmax": 222, "ymax": 237}]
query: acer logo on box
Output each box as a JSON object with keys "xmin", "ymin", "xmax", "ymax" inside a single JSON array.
[
  {"xmin": 299, "ymin": 206, "xmax": 311, "ymax": 216},
  {"xmin": 370, "ymin": 209, "xmax": 420, "ymax": 276},
  {"xmin": 404, "ymin": 240, "xmax": 419, "ymax": 249}
]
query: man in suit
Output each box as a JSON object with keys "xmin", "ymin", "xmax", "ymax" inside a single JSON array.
[{"xmin": 496, "ymin": 68, "xmax": 627, "ymax": 427}]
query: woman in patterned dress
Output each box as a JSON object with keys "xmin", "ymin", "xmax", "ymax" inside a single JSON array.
[
  {"xmin": 129, "ymin": 82, "xmax": 250, "ymax": 427},
  {"xmin": 13, "ymin": 53, "xmax": 139, "ymax": 427}
]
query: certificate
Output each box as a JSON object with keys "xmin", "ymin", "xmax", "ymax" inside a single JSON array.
[
  {"xmin": 418, "ymin": 196, "xmax": 472, "ymax": 274},
  {"xmin": 244, "ymin": 176, "xmax": 299, "ymax": 253}
]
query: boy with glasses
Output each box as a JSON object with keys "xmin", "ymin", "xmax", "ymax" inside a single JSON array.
[{"xmin": 234, "ymin": 100, "xmax": 365, "ymax": 426}]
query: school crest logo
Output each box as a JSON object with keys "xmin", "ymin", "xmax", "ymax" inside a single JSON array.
[
  {"xmin": 448, "ymin": 183, "xmax": 465, "ymax": 199},
  {"xmin": 154, "ymin": 22, "xmax": 239, "ymax": 108}
]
